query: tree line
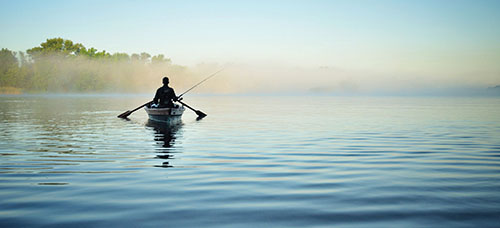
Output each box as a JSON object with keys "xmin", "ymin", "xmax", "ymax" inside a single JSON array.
[{"xmin": 0, "ymin": 38, "xmax": 188, "ymax": 93}]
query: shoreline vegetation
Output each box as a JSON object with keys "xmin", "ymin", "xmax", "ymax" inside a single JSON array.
[
  {"xmin": 0, "ymin": 38, "xmax": 200, "ymax": 94},
  {"xmin": 0, "ymin": 86, "xmax": 22, "ymax": 94}
]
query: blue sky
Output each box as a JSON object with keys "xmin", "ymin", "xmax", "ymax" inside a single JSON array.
[{"xmin": 1, "ymin": 0, "xmax": 499, "ymax": 89}]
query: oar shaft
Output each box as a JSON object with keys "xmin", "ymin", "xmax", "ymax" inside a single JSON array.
[
  {"xmin": 130, "ymin": 101, "xmax": 152, "ymax": 113},
  {"xmin": 178, "ymin": 100, "xmax": 207, "ymax": 118},
  {"xmin": 177, "ymin": 100, "xmax": 195, "ymax": 112},
  {"xmin": 117, "ymin": 101, "xmax": 152, "ymax": 118}
]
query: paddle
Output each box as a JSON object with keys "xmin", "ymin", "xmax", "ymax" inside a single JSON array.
[
  {"xmin": 117, "ymin": 101, "xmax": 152, "ymax": 119},
  {"xmin": 177, "ymin": 100, "xmax": 207, "ymax": 118}
]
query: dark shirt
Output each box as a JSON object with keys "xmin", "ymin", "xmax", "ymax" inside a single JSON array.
[{"xmin": 153, "ymin": 86, "xmax": 177, "ymax": 107}]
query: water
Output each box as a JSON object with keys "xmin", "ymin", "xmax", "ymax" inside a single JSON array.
[{"xmin": 1, "ymin": 95, "xmax": 500, "ymax": 227}]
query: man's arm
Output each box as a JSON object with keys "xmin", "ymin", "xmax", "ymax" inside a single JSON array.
[
  {"xmin": 153, "ymin": 89, "xmax": 160, "ymax": 104},
  {"xmin": 171, "ymin": 88, "xmax": 178, "ymax": 101}
]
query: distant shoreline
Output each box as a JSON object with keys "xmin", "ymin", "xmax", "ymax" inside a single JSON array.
[
  {"xmin": 1, "ymin": 91, "xmax": 500, "ymax": 98},
  {"xmin": 0, "ymin": 87, "xmax": 23, "ymax": 95}
]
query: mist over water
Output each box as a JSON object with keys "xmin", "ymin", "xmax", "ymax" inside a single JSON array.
[
  {"xmin": 2, "ymin": 39, "xmax": 498, "ymax": 96},
  {"xmin": 210, "ymin": 63, "xmax": 500, "ymax": 96},
  {"xmin": 1, "ymin": 38, "xmax": 498, "ymax": 96}
]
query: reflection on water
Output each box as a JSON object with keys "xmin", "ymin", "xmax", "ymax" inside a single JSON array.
[
  {"xmin": 1, "ymin": 95, "xmax": 500, "ymax": 227},
  {"xmin": 146, "ymin": 120, "xmax": 182, "ymax": 168}
]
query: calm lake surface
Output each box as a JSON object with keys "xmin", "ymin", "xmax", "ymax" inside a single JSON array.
[{"xmin": 1, "ymin": 95, "xmax": 500, "ymax": 227}]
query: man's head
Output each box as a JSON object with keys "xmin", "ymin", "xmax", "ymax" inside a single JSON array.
[{"xmin": 162, "ymin": 77, "xmax": 169, "ymax": 85}]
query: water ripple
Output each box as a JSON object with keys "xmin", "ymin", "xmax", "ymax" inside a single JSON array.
[{"xmin": 1, "ymin": 96, "xmax": 500, "ymax": 227}]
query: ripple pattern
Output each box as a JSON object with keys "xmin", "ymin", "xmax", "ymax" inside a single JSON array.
[{"xmin": 1, "ymin": 95, "xmax": 500, "ymax": 227}]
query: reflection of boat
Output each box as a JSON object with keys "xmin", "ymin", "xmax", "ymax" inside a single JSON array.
[
  {"xmin": 146, "ymin": 120, "xmax": 182, "ymax": 148},
  {"xmin": 146, "ymin": 120, "xmax": 182, "ymax": 168},
  {"xmin": 144, "ymin": 103, "xmax": 185, "ymax": 124}
]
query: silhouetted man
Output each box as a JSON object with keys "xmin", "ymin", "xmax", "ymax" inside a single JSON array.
[{"xmin": 153, "ymin": 77, "xmax": 177, "ymax": 108}]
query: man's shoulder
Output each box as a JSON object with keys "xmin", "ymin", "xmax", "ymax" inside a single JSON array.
[
  {"xmin": 157, "ymin": 86, "xmax": 174, "ymax": 93},
  {"xmin": 162, "ymin": 86, "xmax": 174, "ymax": 92}
]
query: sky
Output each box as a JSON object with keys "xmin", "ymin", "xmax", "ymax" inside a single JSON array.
[{"xmin": 1, "ymin": 0, "xmax": 500, "ymax": 93}]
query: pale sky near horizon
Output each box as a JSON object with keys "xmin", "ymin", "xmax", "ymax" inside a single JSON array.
[{"xmin": 1, "ymin": 0, "xmax": 500, "ymax": 91}]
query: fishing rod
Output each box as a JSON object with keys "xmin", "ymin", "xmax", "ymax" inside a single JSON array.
[{"xmin": 177, "ymin": 68, "xmax": 224, "ymax": 99}]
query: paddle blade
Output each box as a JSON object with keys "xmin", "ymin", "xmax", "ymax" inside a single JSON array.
[
  {"xmin": 117, "ymin": 110, "xmax": 131, "ymax": 119},
  {"xmin": 195, "ymin": 110, "xmax": 207, "ymax": 119}
]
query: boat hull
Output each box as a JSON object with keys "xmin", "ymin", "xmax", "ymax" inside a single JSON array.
[{"xmin": 144, "ymin": 106, "xmax": 185, "ymax": 124}]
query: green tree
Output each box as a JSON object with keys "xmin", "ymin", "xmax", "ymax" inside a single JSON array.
[
  {"xmin": 2, "ymin": 37, "xmax": 181, "ymax": 93},
  {"xmin": 94, "ymin": 50, "xmax": 110, "ymax": 59},
  {"xmin": 111, "ymin": 52, "xmax": 130, "ymax": 61},
  {"xmin": 152, "ymin": 54, "xmax": 172, "ymax": 65},
  {"xmin": 81, "ymin": 47, "xmax": 98, "ymax": 57},
  {"xmin": 27, "ymin": 37, "xmax": 86, "ymax": 59},
  {"xmin": 131, "ymin": 53, "xmax": 140, "ymax": 61},
  {"xmin": 0, "ymin": 48, "xmax": 19, "ymax": 87},
  {"xmin": 18, "ymin": 51, "xmax": 29, "ymax": 65},
  {"xmin": 140, "ymin": 52, "xmax": 151, "ymax": 62},
  {"xmin": 17, "ymin": 51, "xmax": 33, "ymax": 89}
]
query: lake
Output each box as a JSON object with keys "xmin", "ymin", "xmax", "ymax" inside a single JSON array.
[{"xmin": 1, "ymin": 95, "xmax": 500, "ymax": 227}]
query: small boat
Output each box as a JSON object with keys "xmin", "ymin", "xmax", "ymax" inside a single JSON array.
[{"xmin": 144, "ymin": 104, "xmax": 185, "ymax": 124}]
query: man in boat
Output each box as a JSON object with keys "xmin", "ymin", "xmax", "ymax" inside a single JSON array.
[{"xmin": 152, "ymin": 76, "xmax": 178, "ymax": 108}]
